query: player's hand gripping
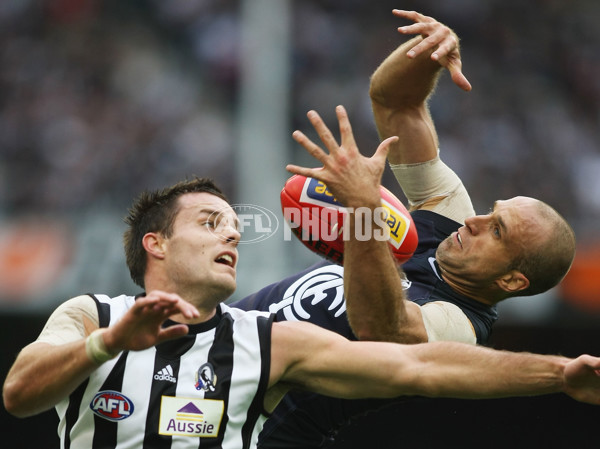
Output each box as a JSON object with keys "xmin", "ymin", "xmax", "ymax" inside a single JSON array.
[
  {"xmin": 394, "ymin": 9, "xmax": 472, "ymax": 92},
  {"xmin": 563, "ymin": 355, "xmax": 600, "ymax": 405},
  {"xmin": 102, "ymin": 290, "xmax": 200, "ymax": 354},
  {"xmin": 286, "ymin": 105, "xmax": 398, "ymax": 210}
]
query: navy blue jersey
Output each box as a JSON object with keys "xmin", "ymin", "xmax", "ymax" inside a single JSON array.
[{"xmin": 232, "ymin": 210, "xmax": 498, "ymax": 448}]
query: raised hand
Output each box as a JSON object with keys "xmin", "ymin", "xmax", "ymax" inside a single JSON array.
[
  {"xmin": 286, "ymin": 105, "xmax": 398, "ymax": 209},
  {"xmin": 103, "ymin": 290, "xmax": 200, "ymax": 354},
  {"xmin": 393, "ymin": 9, "xmax": 472, "ymax": 92}
]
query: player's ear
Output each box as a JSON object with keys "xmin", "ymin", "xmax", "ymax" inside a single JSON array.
[
  {"xmin": 143, "ymin": 232, "xmax": 166, "ymax": 260},
  {"xmin": 496, "ymin": 270, "xmax": 529, "ymax": 293}
]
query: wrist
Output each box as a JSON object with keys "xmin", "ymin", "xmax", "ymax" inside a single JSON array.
[{"xmin": 85, "ymin": 329, "xmax": 119, "ymax": 365}]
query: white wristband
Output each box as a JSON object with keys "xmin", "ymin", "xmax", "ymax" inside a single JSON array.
[{"xmin": 85, "ymin": 329, "xmax": 117, "ymax": 364}]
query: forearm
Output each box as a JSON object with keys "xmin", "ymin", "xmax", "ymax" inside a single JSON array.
[
  {"xmin": 407, "ymin": 342, "xmax": 569, "ymax": 399},
  {"xmin": 344, "ymin": 207, "xmax": 427, "ymax": 343},
  {"xmin": 3, "ymin": 340, "xmax": 103, "ymax": 417},
  {"xmin": 370, "ymin": 36, "xmax": 442, "ymax": 109},
  {"xmin": 369, "ymin": 38, "xmax": 440, "ymax": 165}
]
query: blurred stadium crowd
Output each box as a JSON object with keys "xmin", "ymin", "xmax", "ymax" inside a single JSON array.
[{"xmin": 0, "ymin": 0, "xmax": 599, "ymax": 316}]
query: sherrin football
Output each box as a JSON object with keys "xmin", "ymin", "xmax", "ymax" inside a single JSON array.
[{"xmin": 280, "ymin": 174, "xmax": 418, "ymax": 265}]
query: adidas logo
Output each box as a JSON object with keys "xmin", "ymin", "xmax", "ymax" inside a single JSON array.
[{"xmin": 154, "ymin": 365, "xmax": 177, "ymax": 383}]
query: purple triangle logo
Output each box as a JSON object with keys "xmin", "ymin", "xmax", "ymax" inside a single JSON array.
[{"xmin": 177, "ymin": 402, "xmax": 203, "ymax": 414}]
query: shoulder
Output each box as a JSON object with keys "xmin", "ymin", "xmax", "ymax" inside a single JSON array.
[
  {"xmin": 35, "ymin": 295, "xmax": 99, "ymax": 345},
  {"xmin": 52, "ymin": 294, "xmax": 99, "ymax": 322},
  {"xmin": 420, "ymin": 301, "xmax": 477, "ymax": 344}
]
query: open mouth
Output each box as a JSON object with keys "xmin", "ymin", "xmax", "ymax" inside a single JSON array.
[
  {"xmin": 215, "ymin": 254, "xmax": 234, "ymax": 267},
  {"xmin": 457, "ymin": 232, "xmax": 463, "ymax": 247}
]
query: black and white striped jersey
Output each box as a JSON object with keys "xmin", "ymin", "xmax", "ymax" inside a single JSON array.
[{"xmin": 55, "ymin": 294, "xmax": 273, "ymax": 449}]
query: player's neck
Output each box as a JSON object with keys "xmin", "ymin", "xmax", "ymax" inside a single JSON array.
[{"xmin": 439, "ymin": 269, "xmax": 498, "ymax": 306}]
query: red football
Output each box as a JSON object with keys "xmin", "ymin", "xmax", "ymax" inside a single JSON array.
[{"xmin": 280, "ymin": 175, "xmax": 418, "ymax": 265}]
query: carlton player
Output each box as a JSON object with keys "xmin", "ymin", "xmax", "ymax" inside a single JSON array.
[{"xmin": 232, "ymin": 10, "xmax": 576, "ymax": 449}]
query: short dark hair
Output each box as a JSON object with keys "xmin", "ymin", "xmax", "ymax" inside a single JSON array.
[
  {"xmin": 123, "ymin": 177, "xmax": 228, "ymax": 288},
  {"xmin": 509, "ymin": 201, "xmax": 576, "ymax": 297}
]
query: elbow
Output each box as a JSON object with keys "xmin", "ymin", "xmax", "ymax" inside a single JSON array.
[
  {"xmin": 3, "ymin": 386, "xmax": 24, "ymax": 418},
  {"xmin": 3, "ymin": 379, "xmax": 35, "ymax": 418},
  {"xmin": 353, "ymin": 327, "xmax": 383, "ymax": 342},
  {"xmin": 353, "ymin": 324, "xmax": 401, "ymax": 343},
  {"xmin": 368, "ymin": 78, "xmax": 387, "ymax": 107},
  {"xmin": 349, "ymin": 318, "xmax": 383, "ymax": 342},
  {"xmin": 351, "ymin": 319, "xmax": 428, "ymax": 344}
]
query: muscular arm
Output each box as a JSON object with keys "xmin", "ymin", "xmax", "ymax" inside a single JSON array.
[
  {"xmin": 370, "ymin": 10, "xmax": 471, "ymax": 166},
  {"xmin": 2, "ymin": 291, "xmax": 199, "ymax": 417},
  {"xmin": 269, "ymin": 320, "xmax": 600, "ymax": 405},
  {"xmin": 370, "ymin": 34, "xmax": 441, "ymax": 166},
  {"xmin": 371, "ymin": 11, "xmax": 474, "ymax": 224},
  {"xmin": 289, "ymin": 106, "xmax": 427, "ymax": 343},
  {"xmin": 343, "ymin": 198, "xmax": 427, "ymax": 343}
]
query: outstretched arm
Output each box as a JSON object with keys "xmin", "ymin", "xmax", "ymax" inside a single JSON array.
[
  {"xmin": 370, "ymin": 9, "xmax": 471, "ymax": 165},
  {"xmin": 2, "ymin": 291, "xmax": 199, "ymax": 417},
  {"xmin": 270, "ymin": 320, "xmax": 600, "ymax": 405},
  {"xmin": 371, "ymin": 10, "xmax": 476, "ymax": 226},
  {"xmin": 287, "ymin": 105, "xmax": 428, "ymax": 343}
]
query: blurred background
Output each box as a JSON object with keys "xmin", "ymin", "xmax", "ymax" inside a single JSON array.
[{"xmin": 1, "ymin": 0, "xmax": 599, "ymax": 447}]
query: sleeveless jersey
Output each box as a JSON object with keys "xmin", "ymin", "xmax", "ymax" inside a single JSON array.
[
  {"xmin": 55, "ymin": 294, "xmax": 274, "ymax": 449},
  {"xmin": 231, "ymin": 210, "xmax": 498, "ymax": 448}
]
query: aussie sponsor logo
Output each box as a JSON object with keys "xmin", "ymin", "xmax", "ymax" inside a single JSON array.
[
  {"xmin": 90, "ymin": 390, "xmax": 134, "ymax": 421},
  {"xmin": 159, "ymin": 397, "xmax": 224, "ymax": 437}
]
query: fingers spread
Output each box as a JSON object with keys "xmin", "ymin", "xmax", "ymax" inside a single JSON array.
[
  {"xmin": 307, "ymin": 110, "xmax": 340, "ymax": 155},
  {"xmin": 285, "ymin": 163, "xmax": 324, "ymax": 180},
  {"xmin": 292, "ymin": 130, "xmax": 329, "ymax": 164},
  {"xmin": 336, "ymin": 105, "xmax": 357, "ymax": 149}
]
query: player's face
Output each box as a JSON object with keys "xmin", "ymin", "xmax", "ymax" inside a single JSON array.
[
  {"xmin": 162, "ymin": 192, "xmax": 241, "ymax": 300},
  {"xmin": 436, "ymin": 196, "xmax": 548, "ymax": 285}
]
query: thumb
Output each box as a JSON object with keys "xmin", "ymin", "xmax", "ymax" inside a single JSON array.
[
  {"xmin": 157, "ymin": 324, "xmax": 189, "ymax": 343},
  {"xmin": 447, "ymin": 61, "xmax": 472, "ymax": 92},
  {"xmin": 374, "ymin": 136, "xmax": 398, "ymax": 163}
]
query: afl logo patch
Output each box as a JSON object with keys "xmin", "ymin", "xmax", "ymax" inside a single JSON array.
[{"xmin": 90, "ymin": 390, "xmax": 134, "ymax": 421}]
